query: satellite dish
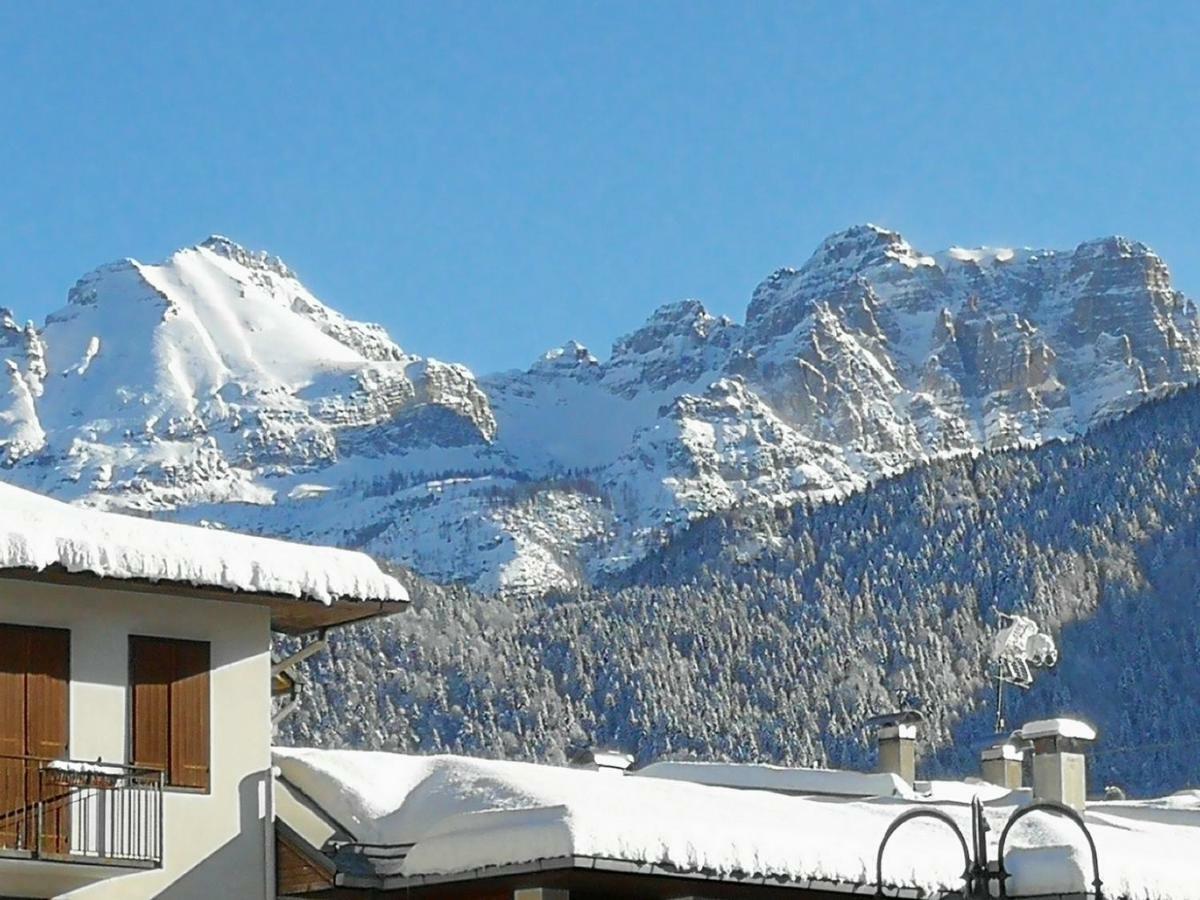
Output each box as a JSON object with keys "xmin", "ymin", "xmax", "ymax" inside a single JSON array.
[{"xmin": 990, "ymin": 613, "xmax": 1058, "ymax": 731}]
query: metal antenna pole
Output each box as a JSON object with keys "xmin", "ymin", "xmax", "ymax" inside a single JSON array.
[{"xmin": 995, "ymin": 674, "xmax": 1005, "ymax": 733}]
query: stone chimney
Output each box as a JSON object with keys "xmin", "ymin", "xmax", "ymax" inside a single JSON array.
[
  {"xmin": 866, "ymin": 710, "xmax": 922, "ymax": 785},
  {"xmin": 1019, "ymin": 718, "xmax": 1096, "ymax": 811},
  {"xmin": 981, "ymin": 736, "xmax": 1025, "ymax": 789}
]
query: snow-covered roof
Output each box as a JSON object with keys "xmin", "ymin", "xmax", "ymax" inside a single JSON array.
[
  {"xmin": 1020, "ymin": 718, "xmax": 1097, "ymax": 742},
  {"xmin": 273, "ymin": 748, "xmax": 1200, "ymax": 898},
  {"xmin": 634, "ymin": 759, "xmax": 908, "ymax": 797},
  {"xmin": 0, "ymin": 482, "xmax": 408, "ymax": 607}
]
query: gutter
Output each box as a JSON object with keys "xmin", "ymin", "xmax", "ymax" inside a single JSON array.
[{"xmin": 336, "ymin": 854, "xmax": 966, "ymax": 898}]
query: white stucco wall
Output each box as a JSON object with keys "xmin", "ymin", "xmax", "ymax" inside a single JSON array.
[{"xmin": 0, "ymin": 577, "xmax": 274, "ymax": 900}]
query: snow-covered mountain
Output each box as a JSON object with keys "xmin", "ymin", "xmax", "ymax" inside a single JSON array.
[{"xmin": 3, "ymin": 226, "xmax": 1197, "ymax": 594}]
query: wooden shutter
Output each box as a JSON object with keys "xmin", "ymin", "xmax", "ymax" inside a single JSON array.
[
  {"xmin": 26, "ymin": 627, "xmax": 70, "ymax": 761},
  {"xmin": 130, "ymin": 636, "xmax": 171, "ymax": 774},
  {"xmin": 0, "ymin": 624, "xmax": 70, "ymax": 852},
  {"xmin": 0, "ymin": 625, "xmax": 27, "ymax": 759},
  {"xmin": 0, "ymin": 625, "xmax": 28, "ymax": 849},
  {"xmin": 130, "ymin": 636, "xmax": 210, "ymax": 790},
  {"xmin": 26, "ymin": 627, "xmax": 71, "ymax": 853},
  {"xmin": 169, "ymin": 641, "xmax": 210, "ymax": 790}
]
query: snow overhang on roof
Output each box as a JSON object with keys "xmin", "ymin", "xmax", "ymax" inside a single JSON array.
[{"xmin": 0, "ymin": 482, "xmax": 409, "ymax": 633}]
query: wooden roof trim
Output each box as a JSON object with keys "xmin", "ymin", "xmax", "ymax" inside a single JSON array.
[
  {"xmin": 277, "ymin": 819, "xmax": 339, "ymax": 878},
  {"xmin": 0, "ymin": 565, "xmax": 408, "ymax": 634}
]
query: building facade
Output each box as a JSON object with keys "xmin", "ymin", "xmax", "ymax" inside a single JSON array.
[
  {"xmin": 0, "ymin": 576, "xmax": 273, "ymax": 898},
  {"xmin": 0, "ymin": 483, "xmax": 408, "ymax": 899}
]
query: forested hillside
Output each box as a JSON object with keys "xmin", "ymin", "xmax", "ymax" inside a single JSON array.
[{"xmin": 279, "ymin": 386, "xmax": 1200, "ymax": 797}]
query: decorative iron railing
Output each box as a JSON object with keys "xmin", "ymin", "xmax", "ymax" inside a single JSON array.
[
  {"xmin": 874, "ymin": 797, "xmax": 1103, "ymax": 899},
  {"xmin": 0, "ymin": 755, "xmax": 163, "ymax": 867},
  {"xmin": 995, "ymin": 800, "xmax": 1102, "ymax": 898},
  {"xmin": 875, "ymin": 806, "xmax": 976, "ymax": 897}
]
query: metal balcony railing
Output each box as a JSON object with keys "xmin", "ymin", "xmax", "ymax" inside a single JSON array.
[{"xmin": 0, "ymin": 755, "xmax": 163, "ymax": 867}]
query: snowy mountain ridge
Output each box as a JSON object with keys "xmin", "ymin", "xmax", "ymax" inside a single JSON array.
[{"xmin": 2, "ymin": 225, "xmax": 1197, "ymax": 594}]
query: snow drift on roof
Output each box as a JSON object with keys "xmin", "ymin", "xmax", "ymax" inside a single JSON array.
[
  {"xmin": 634, "ymin": 759, "xmax": 908, "ymax": 797},
  {"xmin": 0, "ymin": 481, "xmax": 407, "ymax": 605},
  {"xmin": 273, "ymin": 747, "xmax": 964, "ymax": 890},
  {"xmin": 273, "ymin": 748, "xmax": 1200, "ymax": 898}
]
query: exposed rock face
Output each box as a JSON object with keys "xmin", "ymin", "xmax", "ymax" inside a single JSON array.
[
  {"xmin": 736, "ymin": 227, "xmax": 1199, "ymax": 459},
  {"xmin": 1, "ymin": 226, "xmax": 1196, "ymax": 595},
  {"xmin": 606, "ymin": 300, "xmax": 738, "ymax": 395}
]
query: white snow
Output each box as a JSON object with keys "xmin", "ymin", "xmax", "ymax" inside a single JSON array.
[
  {"xmin": 913, "ymin": 779, "xmax": 1016, "ymax": 804},
  {"xmin": 287, "ymin": 483, "xmax": 334, "ymax": 501},
  {"xmin": 634, "ymin": 760, "xmax": 908, "ymax": 797},
  {"xmin": 0, "ymin": 480, "xmax": 407, "ymax": 605},
  {"xmin": 1019, "ymin": 718, "xmax": 1097, "ymax": 741},
  {"xmin": 273, "ymin": 748, "xmax": 1200, "ymax": 898},
  {"xmin": 43, "ymin": 760, "xmax": 133, "ymax": 777},
  {"xmin": 274, "ymin": 748, "xmax": 966, "ymax": 891},
  {"xmin": 71, "ymin": 335, "xmax": 101, "ymax": 376},
  {"xmin": 1004, "ymin": 842, "xmax": 1089, "ymax": 895},
  {"xmin": 943, "ymin": 246, "xmax": 1018, "ymax": 265}
]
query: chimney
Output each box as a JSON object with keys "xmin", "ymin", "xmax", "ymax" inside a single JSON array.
[
  {"xmin": 1018, "ymin": 718, "xmax": 1096, "ymax": 811},
  {"xmin": 980, "ymin": 736, "xmax": 1025, "ymax": 789},
  {"xmin": 866, "ymin": 709, "xmax": 922, "ymax": 785},
  {"xmin": 569, "ymin": 748, "xmax": 634, "ymax": 775}
]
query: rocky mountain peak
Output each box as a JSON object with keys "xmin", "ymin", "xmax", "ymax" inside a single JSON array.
[
  {"xmin": 63, "ymin": 259, "xmax": 144, "ymax": 310},
  {"xmin": 2, "ymin": 225, "xmax": 1197, "ymax": 598},
  {"xmin": 745, "ymin": 225, "xmax": 933, "ymax": 340},
  {"xmin": 532, "ymin": 340, "xmax": 601, "ymax": 376},
  {"xmin": 1072, "ymin": 234, "xmax": 1149, "ymax": 258},
  {"xmin": 0, "ymin": 235, "xmax": 497, "ymax": 501},
  {"xmin": 803, "ymin": 223, "xmax": 924, "ymax": 273},
  {"xmin": 199, "ymin": 234, "xmax": 294, "ymax": 279},
  {"xmin": 603, "ymin": 299, "xmax": 737, "ymax": 396},
  {"xmin": 611, "ymin": 299, "xmax": 733, "ymax": 359}
]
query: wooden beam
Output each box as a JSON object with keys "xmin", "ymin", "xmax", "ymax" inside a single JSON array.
[{"xmin": 276, "ymin": 828, "xmax": 336, "ymax": 895}]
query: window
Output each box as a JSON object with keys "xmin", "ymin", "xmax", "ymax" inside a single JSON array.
[{"xmin": 129, "ymin": 636, "xmax": 210, "ymax": 791}]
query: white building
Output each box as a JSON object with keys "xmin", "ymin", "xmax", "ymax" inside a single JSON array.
[{"xmin": 0, "ymin": 482, "xmax": 408, "ymax": 898}]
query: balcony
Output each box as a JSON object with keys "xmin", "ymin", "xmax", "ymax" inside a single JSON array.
[{"xmin": 0, "ymin": 755, "xmax": 163, "ymax": 869}]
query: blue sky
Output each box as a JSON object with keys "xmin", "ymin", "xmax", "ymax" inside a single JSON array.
[{"xmin": 1, "ymin": 2, "xmax": 1197, "ymax": 375}]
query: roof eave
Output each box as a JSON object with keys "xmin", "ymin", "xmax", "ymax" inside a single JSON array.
[
  {"xmin": 0, "ymin": 565, "xmax": 409, "ymax": 634},
  {"xmin": 362, "ymin": 855, "xmax": 943, "ymax": 898}
]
